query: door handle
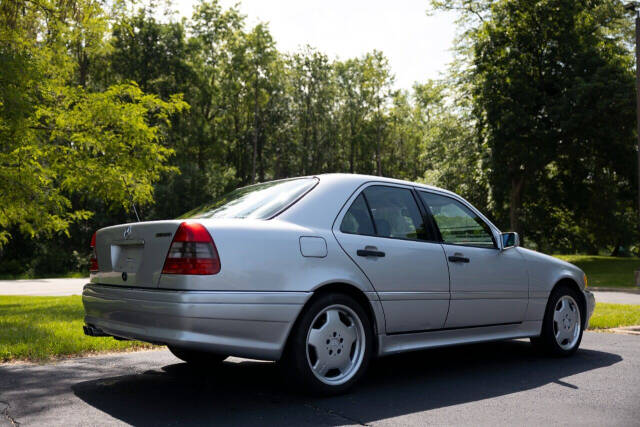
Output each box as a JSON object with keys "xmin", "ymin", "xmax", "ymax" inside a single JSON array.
[
  {"xmin": 448, "ymin": 255, "xmax": 470, "ymax": 263},
  {"xmin": 357, "ymin": 249, "xmax": 385, "ymax": 258}
]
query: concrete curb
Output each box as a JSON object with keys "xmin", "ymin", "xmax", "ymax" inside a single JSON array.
[
  {"xmin": 589, "ymin": 287, "xmax": 640, "ymax": 294},
  {"xmin": 607, "ymin": 326, "xmax": 640, "ymax": 336}
]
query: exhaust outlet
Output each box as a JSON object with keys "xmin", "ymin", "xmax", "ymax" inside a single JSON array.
[{"xmin": 83, "ymin": 324, "xmax": 109, "ymax": 337}]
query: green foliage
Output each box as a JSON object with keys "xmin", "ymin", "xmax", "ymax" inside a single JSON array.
[
  {"xmin": 0, "ymin": 295, "xmax": 154, "ymax": 362},
  {"xmin": 431, "ymin": 0, "xmax": 637, "ymax": 251},
  {"xmin": 555, "ymin": 255, "xmax": 640, "ymax": 288},
  {"xmin": 0, "ymin": 0, "xmax": 187, "ymax": 248}
]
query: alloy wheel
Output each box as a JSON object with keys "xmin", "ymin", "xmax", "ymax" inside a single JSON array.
[
  {"xmin": 305, "ymin": 304, "xmax": 366, "ymax": 386},
  {"xmin": 553, "ymin": 295, "xmax": 581, "ymax": 350}
]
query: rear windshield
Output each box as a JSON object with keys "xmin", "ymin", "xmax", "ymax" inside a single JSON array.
[{"xmin": 179, "ymin": 177, "xmax": 318, "ymax": 220}]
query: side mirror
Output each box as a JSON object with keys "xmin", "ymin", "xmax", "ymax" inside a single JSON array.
[{"xmin": 501, "ymin": 232, "xmax": 519, "ymax": 250}]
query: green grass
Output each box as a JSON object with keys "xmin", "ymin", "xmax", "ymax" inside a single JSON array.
[
  {"xmin": 0, "ymin": 295, "xmax": 155, "ymax": 362},
  {"xmin": 554, "ymin": 255, "xmax": 640, "ymax": 288},
  {"xmin": 589, "ymin": 303, "xmax": 640, "ymax": 330}
]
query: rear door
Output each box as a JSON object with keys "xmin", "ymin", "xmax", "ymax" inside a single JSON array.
[
  {"xmin": 333, "ymin": 183, "xmax": 451, "ymax": 333},
  {"xmin": 93, "ymin": 221, "xmax": 182, "ymax": 288},
  {"xmin": 417, "ymin": 190, "xmax": 529, "ymax": 328}
]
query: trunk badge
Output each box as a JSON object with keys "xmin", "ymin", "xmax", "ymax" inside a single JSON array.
[{"xmin": 123, "ymin": 226, "xmax": 132, "ymax": 239}]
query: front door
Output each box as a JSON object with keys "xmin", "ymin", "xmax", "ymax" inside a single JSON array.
[
  {"xmin": 417, "ymin": 190, "xmax": 529, "ymax": 328},
  {"xmin": 334, "ymin": 184, "xmax": 451, "ymax": 333}
]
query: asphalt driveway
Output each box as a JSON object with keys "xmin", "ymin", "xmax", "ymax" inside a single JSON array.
[
  {"xmin": 0, "ymin": 278, "xmax": 87, "ymax": 296},
  {"xmin": 1, "ymin": 332, "xmax": 638, "ymax": 426}
]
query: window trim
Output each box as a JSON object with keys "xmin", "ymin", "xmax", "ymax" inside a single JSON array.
[
  {"xmin": 335, "ymin": 182, "xmax": 441, "ymax": 244},
  {"xmin": 361, "ymin": 192, "xmax": 379, "ymax": 235},
  {"xmin": 410, "ymin": 188, "xmax": 441, "ymax": 242},
  {"xmin": 415, "ymin": 189, "xmax": 499, "ymax": 250},
  {"xmin": 267, "ymin": 177, "xmax": 320, "ymax": 219}
]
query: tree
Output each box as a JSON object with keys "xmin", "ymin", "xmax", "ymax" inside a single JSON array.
[
  {"xmin": 360, "ymin": 51, "xmax": 393, "ymax": 176},
  {"xmin": 0, "ymin": 0, "xmax": 187, "ymax": 245},
  {"xmin": 287, "ymin": 47, "xmax": 337, "ymax": 175},
  {"xmin": 431, "ymin": 0, "xmax": 636, "ymax": 251}
]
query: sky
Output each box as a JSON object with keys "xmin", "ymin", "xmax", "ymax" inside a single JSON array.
[{"xmin": 174, "ymin": 0, "xmax": 458, "ymax": 90}]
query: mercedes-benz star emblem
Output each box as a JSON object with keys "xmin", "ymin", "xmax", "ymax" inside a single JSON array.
[{"xmin": 123, "ymin": 226, "xmax": 132, "ymax": 239}]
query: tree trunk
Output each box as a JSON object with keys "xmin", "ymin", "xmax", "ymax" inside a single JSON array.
[
  {"xmin": 251, "ymin": 83, "xmax": 259, "ymax": 184},
  {"xmin": 376, "ymin": 127, "xmax": 382, "ymax": 176},
  {"xmin": 78, "ymin": 50, "xmax": 88, "ymax": 88},
  {"xmin": 349, "ymin": 118, "xmax": 355, "ymax": 174},
  {"xmin": 509, "ymin": 175, "xmax": 525, "ymax": 237},
  {"xmin": 611, "ymin": 239, "xmax": 622, "ymax": 257}
]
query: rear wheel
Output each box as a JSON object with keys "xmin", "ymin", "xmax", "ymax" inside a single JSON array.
[
  {"xmin": 531, "ymin": 284, "xmax": 584, "ymax": 356},
  {"xmin": 168, "ymin": 346, "xmax": 227, "ymax": 365},
  {"xmin": 285, "ymin": 293, "xmax": 373, "ymax": 395}
]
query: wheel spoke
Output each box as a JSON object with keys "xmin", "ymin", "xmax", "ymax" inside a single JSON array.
[
  {"xmin": 553, "ymin": 307, "xmax": 563, "ymax": 324},
  {"xmin": 313, "ymin": 359, "xmax": 330, "ymax": 377},
  {"xmin": 559, "ymin": 299, "xmax": 569, "ymax": 316},
  {"xmin": 342, "ymin": 324, "xmax": 357, "ymax": 347},
  {"xmin": 324, "ymin": 309, "xmax": 342, "ymax": 331},
  {"xmin": 555, "ymin": 326, "xmax": 569, "ymax": 343},
  {"xmin": 335, "ymin": 352, "xmax": 353, "ymax": 374},
  {"xmin": 569, "ymin": 320, "xmax": 578, "ymax": 335},
  {"xmin": 308, "ymin": 327, "xmax": 325, "ymax": 349}
]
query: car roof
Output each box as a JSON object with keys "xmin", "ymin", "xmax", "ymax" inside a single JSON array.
[{"xmin": 314, "ymin": 173, "xmax": 458, "ymax": 197}]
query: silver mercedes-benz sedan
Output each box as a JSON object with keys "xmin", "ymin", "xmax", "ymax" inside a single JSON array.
[{"xmin": 83, "ymin": 173, "xmax": 595, "ymax": 394}]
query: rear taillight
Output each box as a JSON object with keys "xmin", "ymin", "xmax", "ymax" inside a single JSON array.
[
  {"xmin": 162, "ymin": 222, "xmax": 221, "ymax": 275},
  {"xmin": 89, "ymin": 231, "xmax": 99, "ymax": 273}
]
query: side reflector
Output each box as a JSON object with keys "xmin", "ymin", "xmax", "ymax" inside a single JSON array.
[{"xmin": 162, "ymin": 222, "xmax": 221, "ymax": 275}]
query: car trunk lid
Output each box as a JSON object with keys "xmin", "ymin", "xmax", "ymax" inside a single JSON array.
[{"xmin": 92, "ymin": 220, "xmax": 182, "ymax": 288}]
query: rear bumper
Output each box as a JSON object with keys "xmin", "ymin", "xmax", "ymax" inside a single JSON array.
[
  {"xmin": 82, "ymin": 283, "xmax": 310, "ymax": 360},
  {"xmin": 584, "ymin": 289, "xmax": 595, "ymax": 329}
]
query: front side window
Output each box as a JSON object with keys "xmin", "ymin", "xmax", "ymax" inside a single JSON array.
[
  {"xmin": 180, "ymin": 178, "xmax": 318, "ymax": 220},
  {"xmin": 419, "ymin": 191, "xmax": 496, "ymax": 248},
  {"xmin": 340, "ymin": 185, "xmax": 426, "ymax": 241}
]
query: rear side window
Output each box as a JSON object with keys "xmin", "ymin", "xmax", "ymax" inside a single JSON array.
[
  {"xmin": 340, "ymin": 185, "xmax": 427, "ymax": 241},
  {"xmin": 181, "ymin": 178, "xmax": 318, "ymax": 220},
  {"xmin": 364, "ymin": 186, "xmax": 426, "ymax": 240},
  {"xmin": 340, "ymin": 194, "xmax": 375, "ymax": 235},
  {"xmin": 419, "ymin": 191, "xmax": 496, "ymax": 248}
]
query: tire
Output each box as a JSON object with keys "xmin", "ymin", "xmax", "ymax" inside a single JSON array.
[
  {"xmin": 167, "ymin": 345, "xmax": 228, "ymax": 365},
  {"xmin": 284, "ymin": 293, "xmax": 373, "ymax": 395},
  {"xmin": 531, "ymin": 284, "xmax": 584, "ymax": 356}
]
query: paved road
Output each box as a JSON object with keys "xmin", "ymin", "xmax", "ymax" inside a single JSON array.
[
  {"xmin": 1, "ymin": 332, "xmax": 638, "ymax": 426},
  {"xmin": 0, "ymin": 278, "xmax": 87, "ymax": 296},
  {"xmin": 594, "ymin": 291, "xmax": 640, "ymax": 305},
  {"xmin": 2, "ymin": 278, "xmax": 640, "ymax": 305}
]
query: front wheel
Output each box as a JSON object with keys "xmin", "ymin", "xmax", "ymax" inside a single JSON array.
[
  {"xmin": 531, "ymin": 285, "xmax": 584, "ymax": 356},
  {"xmin": 168, "ymin": 345, "xmax": 227, "ymax": 365},
  {"xmin": 285, "ymin": 293, "xmax": 373, "ymax": 395}
]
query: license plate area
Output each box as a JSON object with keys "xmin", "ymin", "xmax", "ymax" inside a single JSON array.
[{"xmin": 111, "ymin": 240, "xmax": 145, "ymax": 273}]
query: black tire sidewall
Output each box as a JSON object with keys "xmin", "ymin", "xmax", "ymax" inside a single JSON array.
[{"xmin": 286, "ymin": 293, "xmax": 373, "ymax": 395}]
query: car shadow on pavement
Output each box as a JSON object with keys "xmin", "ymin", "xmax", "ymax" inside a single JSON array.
[{"xmin": 71, "ymin": 340, "xmax": 621, "ymax": 426}]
